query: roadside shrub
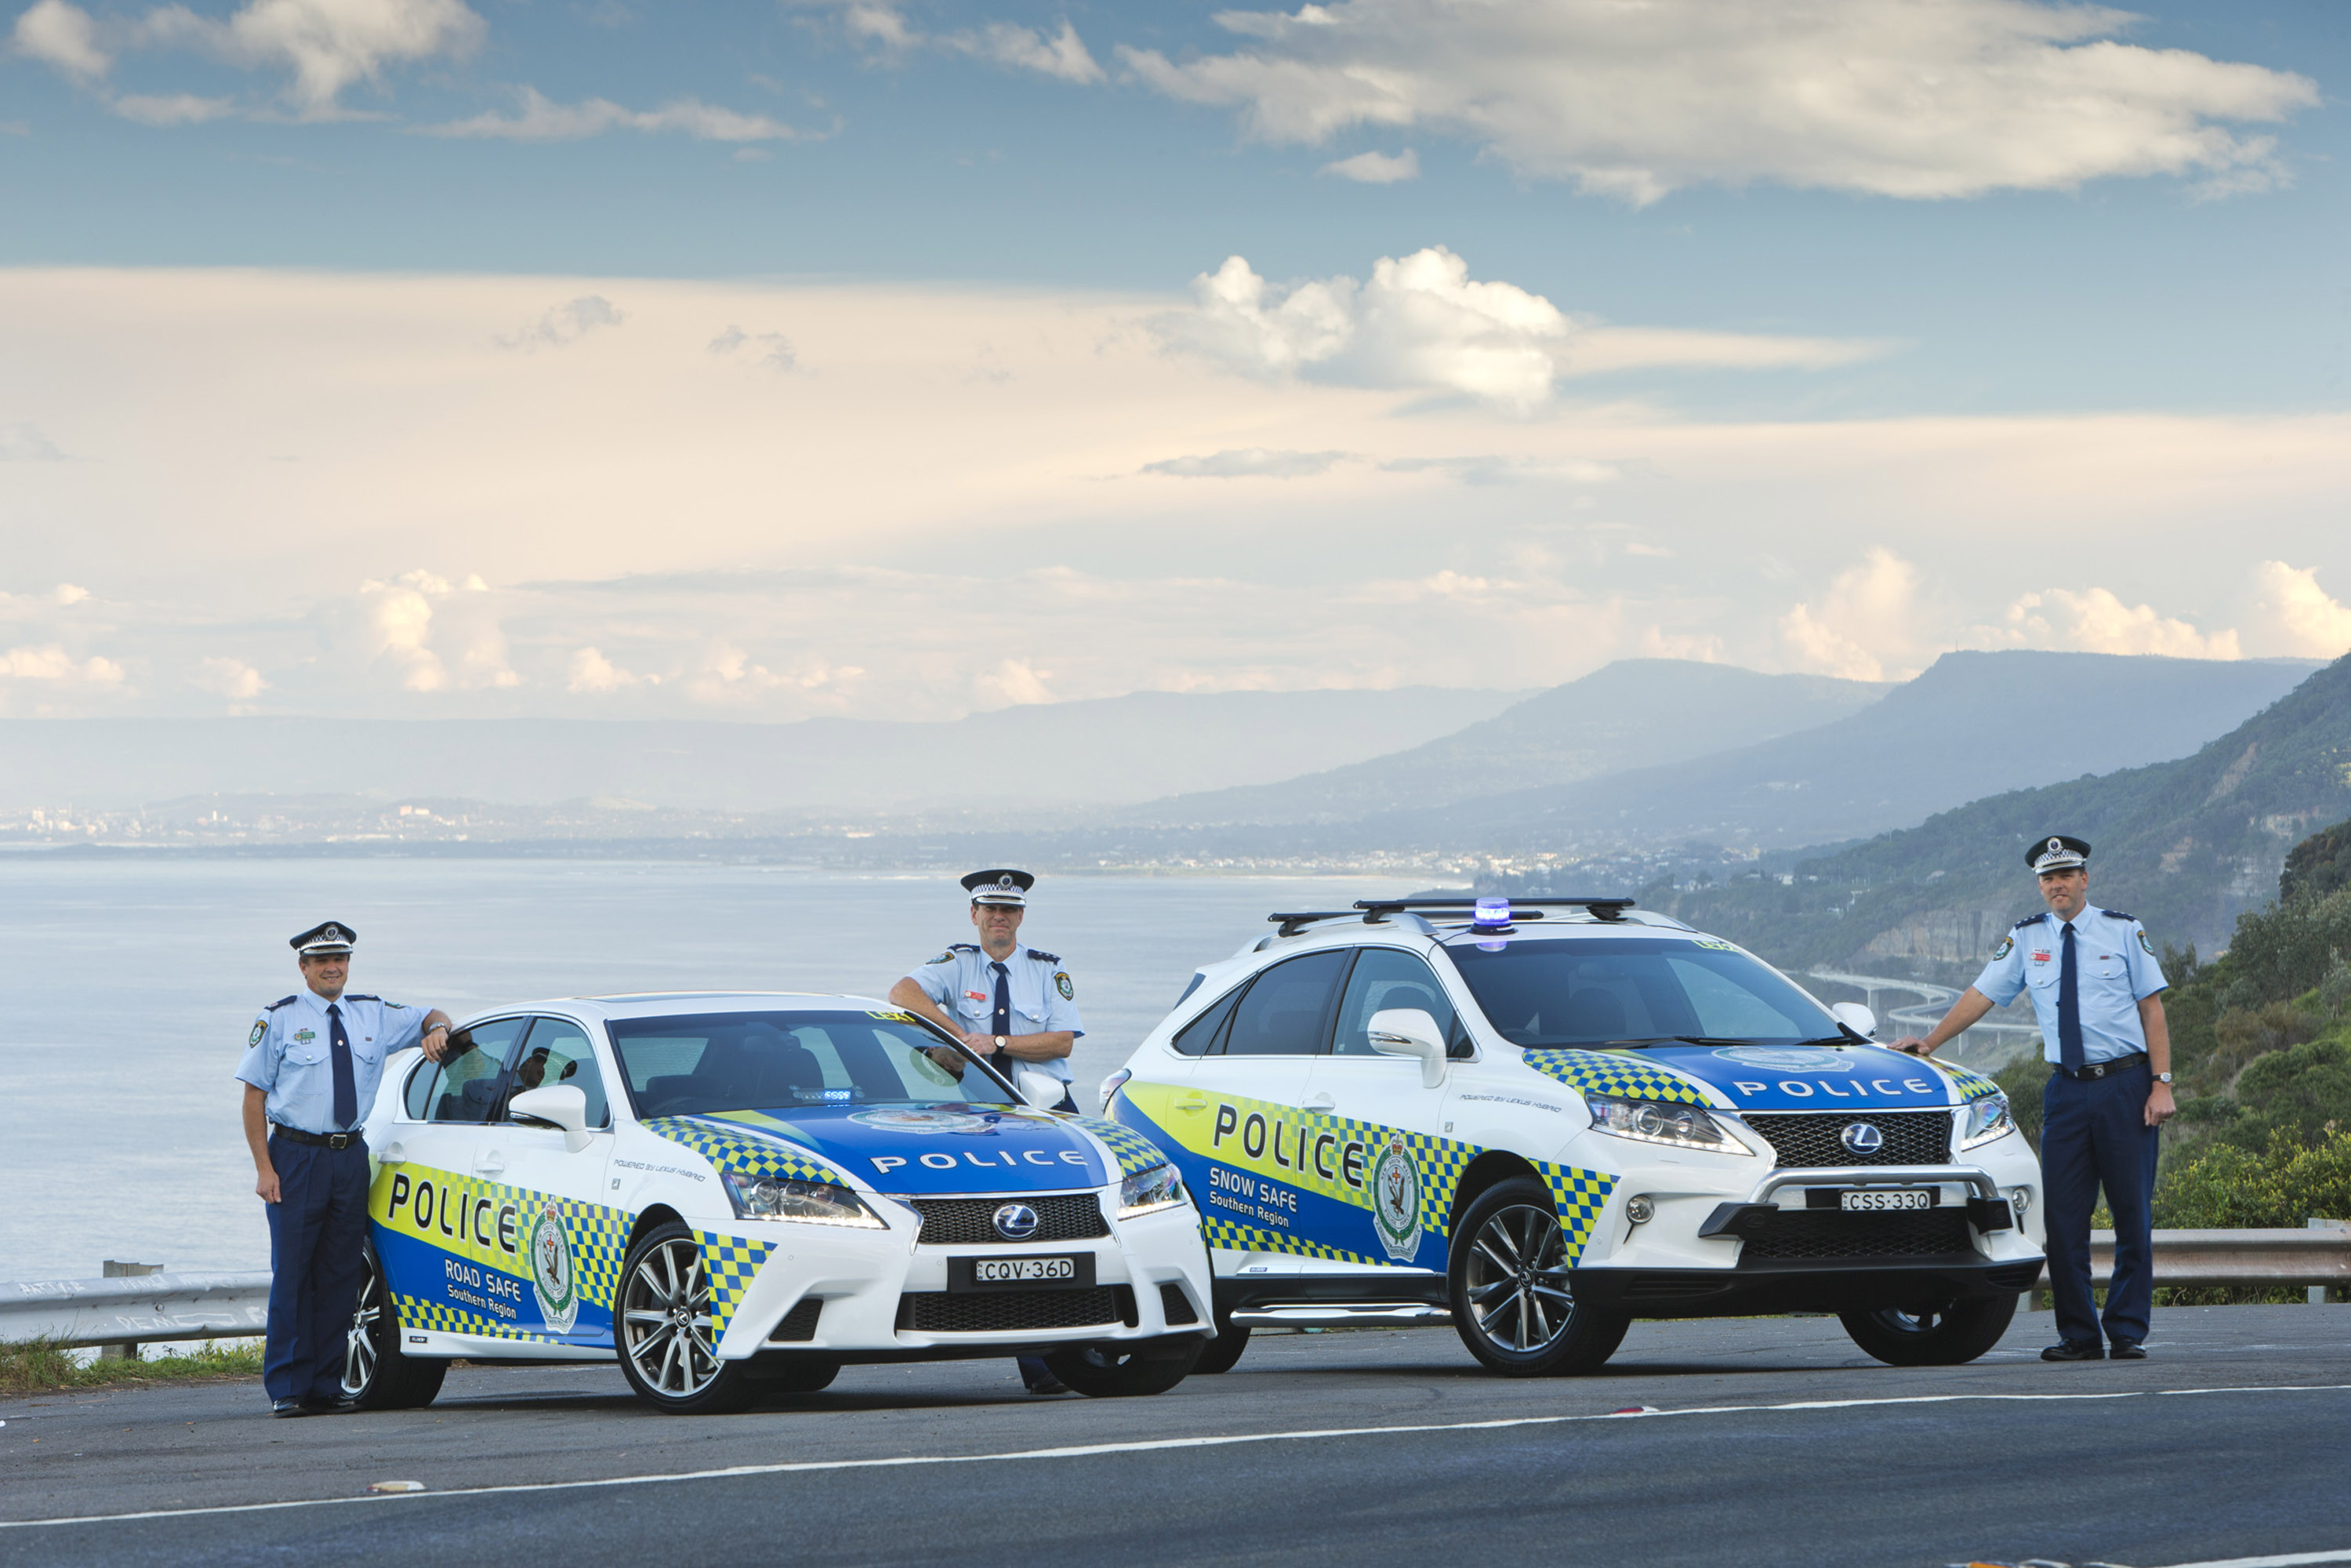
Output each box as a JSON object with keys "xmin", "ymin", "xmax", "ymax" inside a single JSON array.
[
  {"xmin": 2217, "ymin": 1038, "xmax": 2351, "ymax": 1152},
  {"xmin": 1994, "ymin": 1055, "xmax": 2053, "ymax": 1152},
  {"xmin": 2217, "ymin": 884, "xmax": 2351, "ymax": 1013},
  {"xmin": 2153, "ymin": 1128, "xmax": 2351, "ymax": 1229}
]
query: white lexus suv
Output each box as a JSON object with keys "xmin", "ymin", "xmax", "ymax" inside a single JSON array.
[{"xmin": 1102, "ymin": 898, "xmax": 2044, "ymax": 1377}]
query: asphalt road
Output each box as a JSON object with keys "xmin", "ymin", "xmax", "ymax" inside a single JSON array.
[{"xmin": 5, "ymin": 1306, "xmax": 2349, "ymax": 1568}]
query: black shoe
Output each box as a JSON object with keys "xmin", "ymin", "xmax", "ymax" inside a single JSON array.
[
  {"xmin": 2109, "ymin": 1338, "xmax": 2146, "ymax": 1359},
  {"xmin": 300, "ymin": 1395, "xmax": 360, "ymax": 1414},
  {"xmin": 2041, "ymin": 1340, "xmax": 2105, "ymax": 1362},
  {"xmin": 271, "ymin": 1398, "xmax": 314, "ymax": 1417}
]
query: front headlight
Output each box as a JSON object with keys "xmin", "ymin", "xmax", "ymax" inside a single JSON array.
[
  {"xmin": 1959, "ymin": 1092, "xmax": 2015, "ymax": 1150},
  {"xmin": 1118, "ymin": 1162, "xmax": 1186, "ymax": 1217},
  {"xmin": 1587, "ymin": 1095, "xmax": 1751, "ymax": 1156},
  {"xmin": 721, "ymin": 1171, "xmax": 887, "ymax": 1228}
]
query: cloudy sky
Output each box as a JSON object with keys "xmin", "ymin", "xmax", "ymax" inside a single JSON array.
[{"xmin": 4, "ymin": 0, "xmax": 2349, "ymax": 720}]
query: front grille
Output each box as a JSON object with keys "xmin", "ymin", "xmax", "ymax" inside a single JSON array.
[
  {"xmin": 1159, "ymin": 1283, "xmax": 1199, "ymax": 1326},
  {"xmin": 1742, "ymin": 1110, "xmax": 1952, "ymax": 1168},
  {"xmin": 906, "ymin": 1193, "xmax": 1109, "ymax": 1246},
  {"xmin": 898, "ymin": 1286, "xmax": 1134, "ymax": 1334},
  {"xmin": 1736, "ymin": 1209, "xmax": 1975, "ymax": 1262},
  {"xmin": 767, "ymin": 1298, "xmax": 822, "ymax": 1342}
]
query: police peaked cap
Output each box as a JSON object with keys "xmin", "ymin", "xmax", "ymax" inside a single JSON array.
[
  {"xmin": 2027, "ymin": 835, "xmax": 2092, "ymax": 874},
  {"xmin": 290, "ymin": 920, "xmax": 357, "ymax": 954},
  {"xmin": 961, "ymin": 869, "xmax": 1035, "ymax": 906}
]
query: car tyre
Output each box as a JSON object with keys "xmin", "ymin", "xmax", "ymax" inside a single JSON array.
[
  {"xmin": 1043, "ymin": 1335, "xmax": 1206, "ymax": 1397},
  {"xmin": 616, "ymin": 1221, "xmax": 759, "ymax": 1414},
  {"xmin": 1839, "ymin": 1294, "xmax": 2018, "ymax": 1367},
  {"xmin": 1192, "ymin": 1308, "xmax": 1250, "ymax": 1375},
  {"xmin": 1447, "ymin": 1178, "xmax": 1628, "ymax": 1377},
  {"xmin": 341, "ymin": 1242, "xmax": 447, "ymax": 1410}
]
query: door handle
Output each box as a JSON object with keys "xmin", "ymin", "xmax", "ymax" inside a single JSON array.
[
  {"xmin": 378, "ymin": 1142, "xmax": 405, "ymax": 1165},
  {"xmin": 476, "ymin": 1154, "xmax": 505, "ymax": 1177},
  {"xmin": 1173, "ymin": 1094, "xmax": 1208, "ymax": 1114},
  {"xmin": 1303, "ymin": 1094, "xmax": 1336, "ymax": 1112}
]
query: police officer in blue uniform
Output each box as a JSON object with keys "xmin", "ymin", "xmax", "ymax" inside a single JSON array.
[
  {"xmin": 889, "ymin": 869, "xmax": 1084, "ymax": 1113},
  {"xmin": 234, "ymin": 922, "xmax": 453, "ymax": 1416},
  {"xmin": 889, "ymin": 869, "xmax": 1086, "ymax": 1396},
  {"xmin": 1896, "ymin": 836, "xmax": 2176, "ymax": 1362}
]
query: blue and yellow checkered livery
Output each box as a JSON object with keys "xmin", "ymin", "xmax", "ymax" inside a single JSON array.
[
  {"xmin": 1534, "ymin": 1161, "xmax": 1616, "ymax": 1265},
  {"xmin": 563, "ymin": 1200, "xmax": 633, "ymax": 1314},
  {"xmin": 692, "ymin": 1231, "xmax": 777, "ymax": 1336},
  {"xmin": 1522, "ymin": 1050, "xmax": 1714, "ymax": 1105},
  {"xmin": 391, "ymin": 1290, "xmax": 547, "ymax": 1341},
  {"xmin": 1066, "ymin": 1113, "xmax": 1168, "ymax": 1178},
  {"xmin": 644, "ymin": 1116, "xmax": 845, "ymax": 1184},
  {"xmin": 1934, "ymin": 1062, "xmax": 2005, "ymax": 1103}
]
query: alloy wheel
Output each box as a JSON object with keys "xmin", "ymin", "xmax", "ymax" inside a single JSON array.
[
  {"xmin": 342, "ymin": 1265, "xmax": 382, "ymax": 1396},
  {"xmin": 1464, "ymin": 1203, "xmax": 1574, "ymax": 1354},
  {"xmin": 622, "ymin": 1238, "xmax": 720, "ymax": 1398}
]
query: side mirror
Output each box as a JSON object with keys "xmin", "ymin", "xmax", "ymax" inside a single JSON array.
[
  {"xmin": 1014, "ymin": 1068, "xmax": 1067, "ymax": 1112},
  {"xmin": 509, "ymin": 1085, "xmax": 593, "ymax": 1152},
  {"xmin": 1366, "ymin": 1008, "xmax": 1449, "ymax": 1088},
  {"xmin": 1830, "ymin": 1002, "xmax": 1878, "ymax": 1040}
]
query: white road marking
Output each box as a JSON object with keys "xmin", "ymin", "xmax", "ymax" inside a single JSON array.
[
  {"xmin": 2151, "ymin": 1553, "xmax": 2351, "ymax": 1568},
  {"xmin": 5, "ymin": 1382, "xmax": 2348, "ymax": 1530}
]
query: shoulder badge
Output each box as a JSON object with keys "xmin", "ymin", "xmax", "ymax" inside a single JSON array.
[
  {"xmin": 925, "ymin": 950, "xmax": 956, "ymax": 965},
  {"xmin": 1027, "ymin": 948, "xmax": 1061, "ymax": 965},
  {"xmin": 1054, "ymin": 970, "xmax": 1075, "ymax": 1001},
  {"xmin": 264, "ymin": 995, "xmax": 299, "ymax": 1011},
  {"xmin": 1991, "ymin": 935, "xmax": 2014, "ymax": 960},
  {"xmin": 248, "ymin": 1018, "xmax": 267, "ymax": 1048},
  {"xmin": 2138, "ymin": 928, "xmax": 2157, "ymax": 956}
]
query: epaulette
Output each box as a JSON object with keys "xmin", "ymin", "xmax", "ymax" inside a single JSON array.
[
  {"xmin": 265, "ymin": 995, "xmax": 299, "ymax": 1011},
  {"xmin": 345, "ymin": 993, "xmax": 380, "ymax": 1002},
  {"xmin": 2099, "ymin": 909, "xmax": 2133, "ymax": 923},
  {"xmin": 1026, "ymin": 949, "xmax": 1060, "ymax": 964},
  {"xmin": 952, "ymin": 942, "xmax": 980, "ymax": 953},
  {"xmin": 2011, "ymin": 915, "xmax": 2044, "ymax": 930}
]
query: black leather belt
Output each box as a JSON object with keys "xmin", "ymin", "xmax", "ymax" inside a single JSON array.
[
  {"xmin": 271, "ymin": 1124, "xmax": 363, "ymax": 1149},
  {"xmin": 2054, "ymin": 1053, "xmax": 2148, "ymax": 1081}
]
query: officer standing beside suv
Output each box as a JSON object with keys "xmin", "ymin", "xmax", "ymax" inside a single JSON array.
[
  {"xmin": 889, "ymin": 869, "xmax": 1085, "ymax": 1396},
  {"xmin": 1894, "ymin": 835, "xmax": 2175, "ymax": 1363},
  {"xmin": 235, "ymin": 921, "xmax": 453, "ymax": 1417}
]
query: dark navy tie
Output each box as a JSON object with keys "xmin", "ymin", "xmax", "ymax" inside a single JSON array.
[
  {"xmin": 328, "ymin": 1003, "xmax": 358, "ymax": 1130},
  {"xmin": 2057, "ymin": 923, "xmax": 2085, "ymax": 1075},
  {"xmin": 990, "ymin": 961, "xmax": 1012, "ymax": 1038}
]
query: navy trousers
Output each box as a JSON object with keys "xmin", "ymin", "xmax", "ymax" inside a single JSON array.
[
  {"xmin": 2040, "ymin": 1061, "xmax": 2161, "ymax": 1346},
  {"xmin": 262, "ymin": 1137, "xmax": 371, "ymax": 1403}
]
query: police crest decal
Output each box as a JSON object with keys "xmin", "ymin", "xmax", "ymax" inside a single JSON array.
[
  {"xmin": 528, "ymin": 1201, "xmax": 579, "ymax": 1334},
  {"xmin": 1370, "ymin": 1133, "xmax": 1421, "ymax": 1263}
]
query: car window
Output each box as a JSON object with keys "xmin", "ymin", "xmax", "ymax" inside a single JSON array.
[
  {"xmin": 608, "ymin": 1011, "xmax": 1018, "ymax": 1119},
  {"xmin": 416, "ymin": 1017, "xmax": 530, "ymax": 1124},
  {"xmin": 1170, "ymin": 984, "xmax": 1241, "ymax": 1057},
  {"xmin": 401, "ymin": 1056, "xmax": 437, "ymax": 1120},
  {"xmin": 503, "ymin": 1017, "xmax": 611, "ymax": 1128},
  {"xmin": 1443, "ymin": 936, "xmax": 1834, "ymax": 1048},
  {"xmin": 1332, "ymin": 949, "xmax": 1459, "ymax": 1057},
  {"xmin": 1222, "ymin": 951, "xmax": 1348, "ymax": 1056}
]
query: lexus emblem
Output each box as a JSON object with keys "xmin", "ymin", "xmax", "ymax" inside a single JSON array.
[
  {"xmin": 992, "ymin": 1203, "xmax": 1039, "ymax": 1242},
  {"xmin": 1841, "ymin": 1122, "xmax": 1885, "ymax": 1156}
]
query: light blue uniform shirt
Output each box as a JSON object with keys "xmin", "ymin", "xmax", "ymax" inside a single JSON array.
[
  {"xmin": 905, "ymin": 943, "xmax": 1085, "ymax": 1085},
  {"xmin": 234, "ymin": 989, "xmax": 425, "ymax": 1134},
  {"xmin": 1974, "ymin": 907, "xmax": 2168, "ymax": 1065}
]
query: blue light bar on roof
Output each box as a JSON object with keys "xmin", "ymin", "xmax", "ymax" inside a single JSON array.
[{"xmin": 1472, "ymin": 897, "xmax": 1511, "ymax": 930}]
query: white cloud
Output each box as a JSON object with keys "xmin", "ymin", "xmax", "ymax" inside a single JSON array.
[
  {"xmin": 0, "ymin": 643, "xmax": 125, "ymax": 683},
  {"xmin": 974, "ymin": 657, "xmax": 1054, "ymax": 707},
  {"xmin": 111, "ymin": 91, "xmax": 239, "ymax": 124},
  {"xmin": 498, "ymin": 296, "xmax": 623, "ymax": 351},
  {"xmin": 190, "ymin": 655, "xmax": 267, "ymax": 699},
  {"xmin": 426, "ymin": 86, "xmax": 800, "ymax": 143},
  {"xmin": 0, "ymin": 422, "xmax": 66, "ymax": 459},
  {"xmin": 2246, "ymin": 561, "xmax": 2351, "ymax": 659},
  {"xmin": 351, "ymin": 570, "xmax": 516, "ymax": 692},
  {"xmin": 1380, "ymin": 453, "xmax": 1616, "ymax": 485},
  {"xmin": 1143, "ymin": 448, "xmax": 1351, "ymax": 478},
  {"xmin": 1779, "ymin": 548, "xmax": 1924, "ymax": 682},
  {"xmin": 12, "ymin": 0, "xmax": 108, "ymax": 78},
  {"xmin": 1321, "ymin": 148, "xmax": 1417, "ymax": 183},
  {"xmin": 1118, "ymin": 0, "xmax": 2317, "ymax": 203},
  {"xmin": 48, "ymin": 583, "xmax": 89, "ymax": 605},
  {"xmin": 708, "ymin": 325, "xmax": 798, "ymax": 371},
  {"xmin": 566, "ymin": 645, "xmax": 656, "ymax": 693},
  {"xmin": 1991, "ymin": 586, "xmax": 2240, "ymax": 659},
  {"xmin": 944, "ymin": 19, "xmax": 1103, "ymax": 84}
]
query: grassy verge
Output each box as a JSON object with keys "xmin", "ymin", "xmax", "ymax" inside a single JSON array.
[{"xmin": 1, "ymin": 1339, "xmax": 263, "ymax": 1399}]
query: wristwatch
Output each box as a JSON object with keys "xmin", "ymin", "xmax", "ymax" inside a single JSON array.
[
  {"xmin": 2154, "ymin": 1071, "xmax": 2173, "ymax": 1083},
  {"xmin": 995, "ymin": 1035, "xmax": 1007, "ymax": 1052}
]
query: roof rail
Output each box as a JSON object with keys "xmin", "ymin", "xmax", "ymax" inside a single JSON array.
[{"xmin": 1353, "ymin": 897, "xmax": 1635, "ymax": 924}]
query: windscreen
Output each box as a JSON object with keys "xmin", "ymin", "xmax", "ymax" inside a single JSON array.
[
  {"xmin": 607, "ymin": 1011, "xmax": 1012, "ymax": 1118},
  {"xmin": 1443, "ymin": 936, "xmax": 1838, "ymax": 1048}
]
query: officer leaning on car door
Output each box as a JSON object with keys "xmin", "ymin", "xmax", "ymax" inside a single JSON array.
[
  {"xmin": 234, "ymin": 921, "xmax": 453, "ymax": 1417},
  {"xmin": 1894, "ymin": 835, "xmax": 2175, "ymax": 1364}
]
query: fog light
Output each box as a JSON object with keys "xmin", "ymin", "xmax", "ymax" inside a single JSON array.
[
  {"xmin": 1625, "ymin": 1196, "xmax": 1654, "ymax": 1225},
  {"xmin": 2009, "ymin": 1187, "xmax": 2031, "ymax": 1214}
]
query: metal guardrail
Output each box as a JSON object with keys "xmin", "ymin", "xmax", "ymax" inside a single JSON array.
[
  {"xmin": 2088, "ymin": 1226, "xmax": 2350, "ymax": 1290},
  {"xmin": 0, "ymin": 1271, "xmax": 270, "ymax": 1350}
]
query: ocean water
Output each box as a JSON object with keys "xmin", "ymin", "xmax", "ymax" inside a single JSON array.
[{"xmin": 0, "ymin": 857, "xmax": 1427, "ymax": 1283}]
